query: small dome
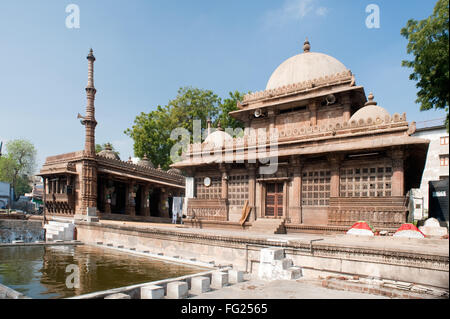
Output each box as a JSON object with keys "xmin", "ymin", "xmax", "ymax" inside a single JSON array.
[
  {"xmin": 266, "ymin": 40, "xmax": 349, "ymax": 90},
  {"xmin": 350, "ymin": 93, "xmax": 390, "ymax": 122},
  {"xmin": 138, "ymin": 155, "xmax": 154, "ymax": 168},
  {"xmin": 167, "ymin": 168, "xmax": 183, "ymax": 175},
  {"xmin": 204, "ymin": 129, "xmax": 233, "ymax": 148},
  {"xmin": 98, "ymin": 144, "xmax": 120, "ymax": 160}
]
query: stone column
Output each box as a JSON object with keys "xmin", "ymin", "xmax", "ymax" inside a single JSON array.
[
  {"xmin": 391, "ymin": 148, "xmax": 405, "ymax": 197},
  {"xmin": 259, "ymin": 183, "xmax": 265, "ymax": 218},
  {"xmin": 342, "ymin": 95, "xmax": 352, "ymax": 122},
  {"xmin": 290, "ymin": 157, "xmax": 303, "ymax": 224},
  {"xmin": 328, "ymin": 155, "xmax": 343, "ymax": 198},
  {"xmin": 104, "ymin": 178, "xmax": 111, "ymax": 214},
  {"xmin": 142, "ymin": 184, "xmax": 150, "ymax": 217},
  {"xmin": 79, "ymin": 160, "xmax": 97, "ymax": 216},
  {"xmin": 247, "ymin": 165, "xmax": 257, "ymax": 221},
  {"xmin": 128, "ymin": 181, "xmax": 136, "ymax": 216},
  {"xmin": 268, "ymin": 109, "xmax": 276, "ymax": 132},
  {"xmin": 159, "ymin": 188, "xmax": 169, "ymax": 218},
  {"xmin": 309, "ymin": 101, "xmax": 318, "ymax": 126},
  {"xmin": 220, "ymin": 165, "xmax": 228, "ymax": 200}
]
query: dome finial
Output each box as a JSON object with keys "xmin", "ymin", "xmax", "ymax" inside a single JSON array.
[
  {"xmin": 365, "ymin": 92, "xmax": 377, "ymax": 106},
  {"xmin": 303, "ymin": 38, "xmax": 311, "ymax": 53}
]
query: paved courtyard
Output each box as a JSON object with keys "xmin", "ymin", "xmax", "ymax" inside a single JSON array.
[{"xmin": 190, "ymin": 278, "xmax": 387, "ymax": 299}]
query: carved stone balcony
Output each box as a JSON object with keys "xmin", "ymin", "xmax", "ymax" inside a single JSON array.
[{"xmin": 45, "ymin": 193, "xmax": 75, "ymax": 215}]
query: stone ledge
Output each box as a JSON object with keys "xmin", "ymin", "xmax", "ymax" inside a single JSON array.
[{"xmin": 75, "ymin": 221, "xmax": 449, "ymax": 270}]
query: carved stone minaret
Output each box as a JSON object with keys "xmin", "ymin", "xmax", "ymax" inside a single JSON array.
[
  {"xmin": 78, "ymin": 49, "xmax": 98, "ymax": 217},
  {"xmin": 84, "ymin": 48, "xmax": 97, "ymax": 157}
]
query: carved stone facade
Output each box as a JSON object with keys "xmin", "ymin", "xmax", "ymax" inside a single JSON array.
[
  {"xmin": 39, "ymin": 50, "xmax": 185, "ymax": 221},
  {"xmin": 173, "ymin": 40, "xmax": 430, "ymax": 232}
]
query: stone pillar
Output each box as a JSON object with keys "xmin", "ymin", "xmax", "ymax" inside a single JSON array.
[
  {"xmin": 342, "ymin": 95, "xmax": 352, "ymax": 122},
  {"xmin": 220, "ymin": 165, "xmax": 228, "ymax": 200},
  {"xmin": 266, "ymin": 108, "xmax": 276, "ymax": 132},
  {"xmin": 391, "ymin": 148, "xmax": 405, "ymax": 197},
  {"xmin": 328, "ymin": 155, "xmax": 342, "ymax": 198},
  {"xmin": 79, "ymin": 160, "xmax": 97, "ymax": 216},
  {"xmin": 159, "ymin": 188, "xmax": 169, "ymax": 218},
  {"xmin": 128, "ymin": 181, "xmax": 136, "ymax": 216},
  {"xmin": 247, "ymin": 165, "xmax": 257, "ymax": 221},
  {"xmin": 142, "ymin": 184, "xmax": 150, "ymax": 217},
  {"xmin": 104, "ymin": 179, "xmax": 111, "ymax": 214},
  {"xmin": 259, "ymin": 183, "xmax": 265, "ymax": 218},
  {"xmin": 309, "ymin": 101, "xmax": 318, "ymax": 126},
  {"xmin": 290, "ymin": 157, "xmax": 303, "ymax": 224}
]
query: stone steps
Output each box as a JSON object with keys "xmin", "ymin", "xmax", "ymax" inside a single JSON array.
[
  {"xmin": 44, "ymin": 221, "xmax": 74, "ymax": 241},
  {"xmin": 250, "ymin": 219, "xmax": 286, "ymax": 234},
  {"xmin": 258, "ymin": 247, "xmax": 302, "ymax": 280}
]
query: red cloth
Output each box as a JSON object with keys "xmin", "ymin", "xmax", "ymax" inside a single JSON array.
[
  {"xmin": 350, "ymin": 221, "xmax": 373, "ymax": 231},
  {"xmin": 396, "ymin": 224, "xmax": 426, "ymax": 237}
]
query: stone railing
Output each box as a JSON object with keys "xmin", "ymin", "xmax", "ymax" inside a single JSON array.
[
  {"xmin": 187, "ymin": 198, "xmax": 228, "ymax": 221},
  {"xmin": 45, "ymin": 193, "xmax": 75, "ymax": 215},
  {"xmin": 242, "ymin": 70, "xmax": 353, "ymax": 104},
  {"xmin": 184, "ymin": 113, "xmax": 409, "ymax": 157},
  {"xmin": 328, "ymin": 197, "xmax": 408, "ymax": 228}
]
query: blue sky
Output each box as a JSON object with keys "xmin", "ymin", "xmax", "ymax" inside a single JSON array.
[{"xmin": 0, "ymin": 0, "xmax": 446, "ymax": 169}]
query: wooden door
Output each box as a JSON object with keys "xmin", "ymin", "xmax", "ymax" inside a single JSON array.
[{"xmin": 265, "ymin": 183, "xmax": 283, "ymax": 218}]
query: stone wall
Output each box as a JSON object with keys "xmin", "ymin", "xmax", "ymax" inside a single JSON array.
[
  {"xmin": 0, "ymin": 220, "xmax": 44, "ymax": 243},
  {"xmin": 75, "ymin": 222, "xmax": 449, "ymax": 289}
]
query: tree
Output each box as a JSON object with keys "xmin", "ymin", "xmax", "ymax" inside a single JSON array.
[
  {"xmin": 0, "ymin": 139, "xmax": 36, "ymax": 199},
  {"xmin": 401, "ymin": 0, "xmax": 449, "ymax": 131},
  {"xmin": 125, "ymin": 87, "xmax": 245, "ymax": 169},
  {"xmin": 217, "ymin": 91, "xmax": 246, "ymax": 131}
]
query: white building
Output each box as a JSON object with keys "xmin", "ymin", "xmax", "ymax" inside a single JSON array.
[{"xmin": 412, "ymin": 118, "xmax": 449, "ymax": 219}]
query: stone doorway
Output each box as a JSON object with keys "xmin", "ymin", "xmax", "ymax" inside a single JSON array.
[{"xmin": 265, "ymin": 183, "xmax": 284, "ymax": 218}]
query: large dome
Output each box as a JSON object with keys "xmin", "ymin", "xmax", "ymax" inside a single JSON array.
[{"xmin": 266, "ymin": 40, "xmax": 349, "ymax": 90}]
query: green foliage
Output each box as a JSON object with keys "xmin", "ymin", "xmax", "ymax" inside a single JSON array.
[
  {"xmin": 401, "ymin": 0, "xmax": 449, "ymax": 131},
  {"xmin": 0, "ymin": 139, "xmax": 36, "ymax": 199},
  {"xmin": 15, "ymin": 175, "xmax": 32, "ymax": 197},
  {"xmin": 125, "ymin": 87, "xmax": 245, "ymax": 169},
  {"xmin": 0, "ymin": 155, "xmax": 16, "ymax": 182},
  {"xmin": 217, "ymin": 91, "xmax": 246, "ymax": 130}
]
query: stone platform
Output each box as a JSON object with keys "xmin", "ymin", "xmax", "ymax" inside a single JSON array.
[{"xmin": 74, "ymin": 219, "xmax": 449, "ymax": 290}]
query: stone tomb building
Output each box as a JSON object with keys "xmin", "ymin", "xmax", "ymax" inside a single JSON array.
[
  {"xmin": 39, "ymin": 50, "xmax": 184, "ymax": 221},
  {"xmin": 173, "ymin": 40, "xmax": 430, "ymax": 233}
]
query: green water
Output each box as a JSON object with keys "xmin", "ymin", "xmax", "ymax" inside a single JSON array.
[{"xmin": 0, "ymin": 245, "xmax": 203, "ymax": 299}]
